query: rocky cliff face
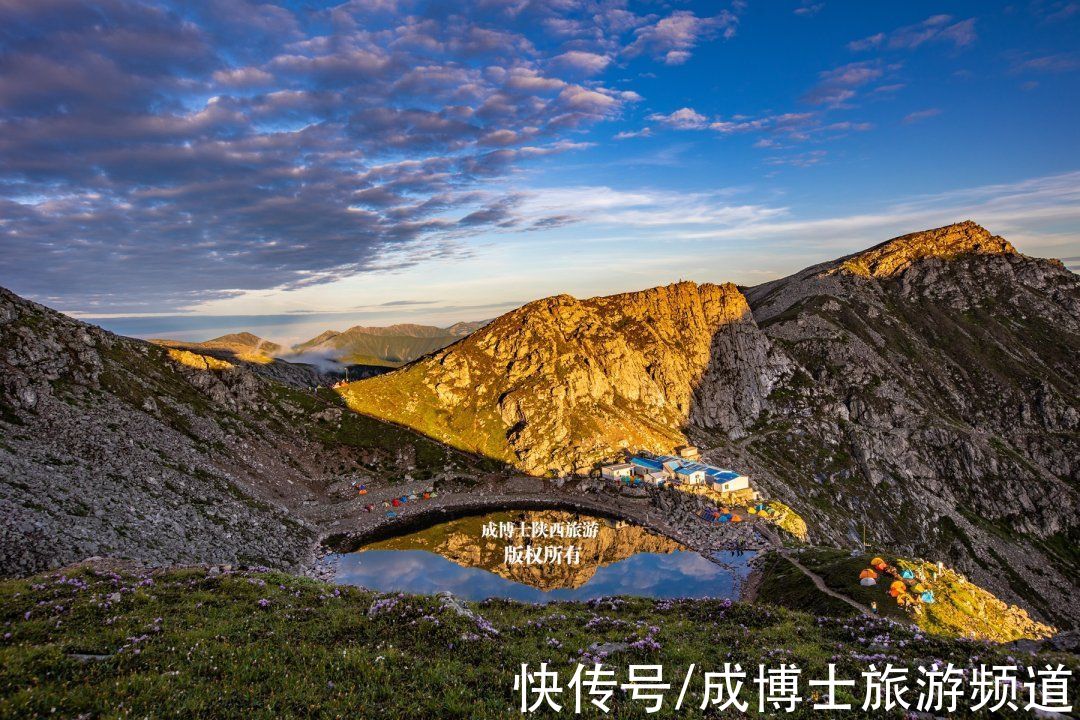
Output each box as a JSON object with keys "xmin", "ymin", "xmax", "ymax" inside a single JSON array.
[
  {"xmin": 344, "ymin": 222, "xmax": 1079, "ymax": 627},
  {"xmin": 738, "ymin": 221, "xmax": 1079, "ymax": 627},
  {"xmin": 0, "ymin": 288, "xmax": 481, "ymax": 576},
  {"xmin": 341, "ymin": 282, "xmax": 791, "ymax": 474}
]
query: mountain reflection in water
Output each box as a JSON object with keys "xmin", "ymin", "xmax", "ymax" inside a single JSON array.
[{"xmin": 331, "ymin": 510, "xmax": 754, "ymax": 602}]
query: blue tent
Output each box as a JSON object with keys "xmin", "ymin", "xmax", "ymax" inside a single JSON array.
[
  {"xmin": 920, "ymin": 591, "xmax": 935, "ymax": 604},
  {"xmin": 901, "ymin": 569, "xmax": 915, "ymax": 579},
  {"xmin": 386, "ymin": 510, "xmax": 398, "ymax": 518}
]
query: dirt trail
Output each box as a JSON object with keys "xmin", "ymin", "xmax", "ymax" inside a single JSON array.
[{"xmin": 778, "ymin": 550, "xmax": 872, "ymax": 615}]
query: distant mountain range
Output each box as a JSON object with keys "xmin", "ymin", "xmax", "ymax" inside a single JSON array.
[
  {"xmin": 153, "ymin": 331, "xmax": 283, "ymax": 361},
  {"xmin": 152, "ymin": 321, "xmax": 488, "ymax": 370},
  {"xmin": 289, "ymin": 321, "xmax": 487, "ymax": 367}
]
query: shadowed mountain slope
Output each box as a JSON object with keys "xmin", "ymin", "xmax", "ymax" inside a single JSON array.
[
  {"xmin": 340, "ymin": 222, "xmax": 1080, "ymax": 627},
  {"xmin": 736, "ymin": 220, "xmax": 1079, "ymax": 627},
  {"xmin": 339, "ymin": 282, "xmax": 791, "ymax": 475},
  {"xmin": 0, "ymin": 288, "xmax": 491, "ymax": 577}
]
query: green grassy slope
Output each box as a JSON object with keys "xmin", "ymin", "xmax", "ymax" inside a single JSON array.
[
  {"xmin": 756, "ymin": 549, "xmax": 1055, "ymax": 643},
  {"xmin": 3, "ymin": 563, "xmax": 1073, "ymax": 719}
]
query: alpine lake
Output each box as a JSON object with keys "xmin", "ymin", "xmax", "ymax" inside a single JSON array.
[{"xmin": 327, "ymin": 509, "xmax": 755, "ymax": 603}]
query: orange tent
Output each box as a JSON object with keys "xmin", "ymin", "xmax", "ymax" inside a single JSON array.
[
  {"xmin": 887, "ymin": 588, "xmax": 900, "ymax": 598},
  {"xmin": 731, "ymin": 514, "xmax": 743, "ymax": 523},
  {"xmin": 859, "ymin": 568, "xmax": 878, "ymax": 580},
  {"xmin": 890, "ymin": 580, "xmax": 906, "ymax": 593}
]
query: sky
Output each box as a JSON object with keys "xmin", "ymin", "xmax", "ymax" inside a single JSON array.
[{"xmin": 1, "ymin": 0, "xmax": 1078, "ymax": 344}]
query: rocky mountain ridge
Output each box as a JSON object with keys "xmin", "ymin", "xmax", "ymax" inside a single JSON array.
[
  {"xmin": 340, "ymin": 281, "xmax": 791, "ymax": 475},
  {"xmin": 290, "ymin": 320, "xmax": 487, "ymax": 367},
  {"xmin": 0, "ymin": 288, "xmax": 486, "ymax": 577},
  {"xmin": 341, "ymin": 222, "xmax": 1080, "ymax": 627}
]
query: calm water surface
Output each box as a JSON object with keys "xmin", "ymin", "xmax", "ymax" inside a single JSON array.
[{"xmin": 330, "ymin": 510, "xmax": 754, "ymax": 603}]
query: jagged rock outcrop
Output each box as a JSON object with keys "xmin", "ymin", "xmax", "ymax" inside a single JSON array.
[{"xmin": 341, "ymin": 282, "xmax": 791, "ymax": 474}]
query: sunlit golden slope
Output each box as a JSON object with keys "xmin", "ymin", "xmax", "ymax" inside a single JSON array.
[{"xmin": 339, "ymin": 281, "xmax": 790, "ymax": 475}]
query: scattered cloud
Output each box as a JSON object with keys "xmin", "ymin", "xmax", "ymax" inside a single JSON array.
[
  {"xmin": 1032, "ymin": 1, "xmax": 1080, "ymax": 22},
  {"xmin": 802, "ymin": 61, "xmax": 885, "ymax": 107},
  {"xmin": 615, "ymin": 127, "xmax": 653, "ymax": 139},
  {"xmin": 903, "ymin": 108, "xmax": 942, "ymax": 124},
  {"xmin": 0, "ymin": 0, "xmax": 731, "ymax": 313},
  {"xmin": 794, "ymin": 2, "xmax": 824, "ymax": 17},
  {"xmin": 642, "ymin": 105, "xmax": 871, "ymax": 153},
  {"xmin": 848, "ymin": 15, "xmax": 976, "ymax": 52},
  {"xmin": 766, "ymin": 150, "xmax": 827, "ymax": 167},
  {"xmin": 1009, "ymin": 52, "xmax": 1080, "ymax": 74},
  {"xmin": 624, "ymin": 11, "xmax": 738, "ymax": 65}
]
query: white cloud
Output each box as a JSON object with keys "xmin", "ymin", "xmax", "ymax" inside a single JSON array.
[
  {"xmin": 647, "ymin": 107, "xmax": 708, "ymax": 129},
  {"xmin": 550, "ymin": 51, "xmax": 611, "ymax": 75}
]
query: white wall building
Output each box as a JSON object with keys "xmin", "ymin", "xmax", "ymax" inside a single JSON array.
[{"xmin": 601, "ymin": 463, "xmax": 634, "ymax": 481}]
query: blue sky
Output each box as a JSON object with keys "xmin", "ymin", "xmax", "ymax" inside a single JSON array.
[{"xmin": 0, "ymin": 1, "xmax": 1077, "ymax": 343}]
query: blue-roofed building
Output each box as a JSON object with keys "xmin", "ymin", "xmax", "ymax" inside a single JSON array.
[
  {"xmin": 706, "ymin": 468, "xmax": 750, "ymax": 493},
  {"xmin": 673, "ymin": 463, "xmax": 706, "ymax": 485},
  {"xmin": 625, "ymin": 453, "xmax": 752, "ymax": 493},
  {"xmin": 630, "ymin": 456, "xmax": 670, "ymax": 485},
  {"xmin": 630, "ymin": 456, "xmax": 663, "ymax": 473}
]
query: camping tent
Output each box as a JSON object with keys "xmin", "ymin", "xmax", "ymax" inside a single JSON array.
[
  {"xmin": 920, "ymin": 591, "xmax": 935, "ymax": 604},
  {"xmin": 900, "ymin": 569, "xmax": 915, "ymax": 579},
  {"xmin": 860, "ymin": 577, "xmax": 877, "ymax": 587},
  {"xmin": 859, "ymin": 569, "xmax": 878, "ymax": 580},
  {"xmin": 890, "ymin": 580, "xmax": 906, "ymax": 593}
]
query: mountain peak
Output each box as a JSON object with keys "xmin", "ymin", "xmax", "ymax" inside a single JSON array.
[
  {"xmin": 833, "ymin": 221, "xmax": 1017, "ymax": 279},
  {"xmin": 341, "ymin": 280, "xmax": 787, "ymax": 475},
  {"xmin": 208, "ymin": 331, "xmax": 268, "ymax": 346}
]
